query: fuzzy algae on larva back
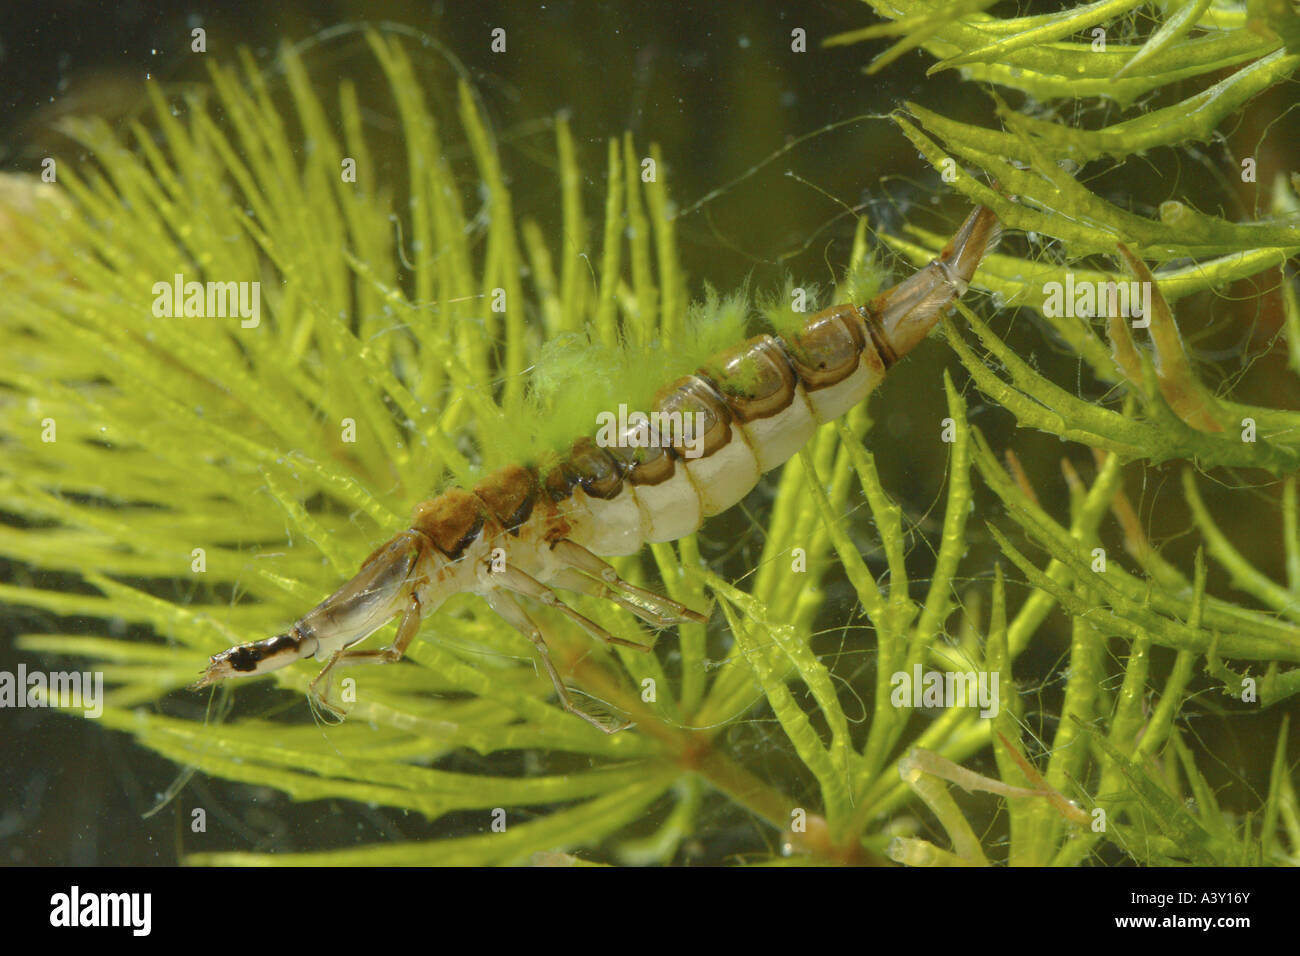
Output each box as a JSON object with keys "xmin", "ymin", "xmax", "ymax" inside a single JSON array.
[{"xmin": 196, "ymin": 205, "xmax": 1001, "ymax": 732}]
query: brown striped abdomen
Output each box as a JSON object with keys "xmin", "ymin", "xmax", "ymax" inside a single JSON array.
[
  {"xmin": 415, "ymin": 205, "xmax": 1000, "ymax": 560},
  {"xmin": 530, "ymin": 301, "xmax": 891, "ymax": 555}
]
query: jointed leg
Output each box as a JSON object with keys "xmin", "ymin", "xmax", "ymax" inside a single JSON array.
[
  {"xmin": 550, "ymin": 568, "xmax": 686, "ymax": 630},
  {"xmin": 490, "ymin": 563, "xmax": 653, "ymax": 651},
  {"xmin": 550, "ymin": 538, "xmax": 708, "ymax": 625},
  {"xmin": 485, "ymin": 588, "xmax": 631, "ymax": 734},
  {"xmin": 308, "ymin": 591, "xmax": 423, "ymax": 716}
]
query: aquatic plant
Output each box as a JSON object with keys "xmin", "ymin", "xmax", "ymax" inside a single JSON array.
[{"xmin": 2, "ymin": 5, "xmax": 1298, "ymax": 865}]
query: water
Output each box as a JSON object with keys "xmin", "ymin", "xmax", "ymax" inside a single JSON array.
[{"xmin": 3, "ymin": 1, "xmax": 1294, "ymax": 868}]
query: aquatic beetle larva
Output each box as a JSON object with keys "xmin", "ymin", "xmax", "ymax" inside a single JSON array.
[{"xmin": 195, "ymin": 205, "xmax": 1002, "ymax": 732}]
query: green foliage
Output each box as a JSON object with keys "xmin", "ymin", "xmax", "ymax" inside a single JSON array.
[
  {"xmin": 3, "ymin": 5, "xmax": 1299, "ymax": 866},
  {"xmin": 831, "ymin": 0, "xmax": 1300, "ymax": 865}
]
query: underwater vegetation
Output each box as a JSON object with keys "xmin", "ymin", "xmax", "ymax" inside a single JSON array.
[{"xmin": 2, "ymin": 2, "xmax": 1299, "ymax": 866}]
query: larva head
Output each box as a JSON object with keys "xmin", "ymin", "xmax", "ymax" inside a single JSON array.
[
  {"xmin": 192, "ymin": 529, "xmax": 430, "ymax": 690},
  {"xmin": 868, "ymin": 205, "xmax": 1001, "ymax": 360},
  {"xmin": 192, "ymin": 627, "xmax": 317, "ymax": 686}
]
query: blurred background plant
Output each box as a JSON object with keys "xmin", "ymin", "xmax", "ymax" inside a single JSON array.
[{"xmin": 1, "ymin": 1, "xmax": 1297, "ymax": 865}]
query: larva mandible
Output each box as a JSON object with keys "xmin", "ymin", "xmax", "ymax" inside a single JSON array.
[{"xmin": 194, "ymin": 204, "xmax": 1002, "ymax": 732}]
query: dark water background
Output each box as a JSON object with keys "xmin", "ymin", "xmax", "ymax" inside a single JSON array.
[{"xmin": 2, "ymin": 0, "xmax": 1296, "ymax": 864}]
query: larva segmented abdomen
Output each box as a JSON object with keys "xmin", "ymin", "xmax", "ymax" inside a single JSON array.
[
  {"xmin": 406, "ymin": 204, "xmax": 1003, "ymax": 560},
  {"xmin": 511, "ymin": 204, "xmax": 1001, "ymax": 557},
  {"xmin": 559, "ymin": 309, "xmax": 886, "ymax": 555}
]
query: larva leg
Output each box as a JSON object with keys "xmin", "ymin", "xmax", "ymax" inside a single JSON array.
[
  {"xmin": 307, "ymin": 591, "xmax": 423, "ymax": 715},
  {"xmin": 490, "ymin": 563, "xmax": 652, "ymax": 651},
  {"xmin": 484, "ymin": 589, "xmax": 632, "ymax": 734},
  {"xmin": 549, "ymin": 567, "xmax": 685, "ymax": 629},
  {"xmin": 550, "ymin": 539, "xmax": 708, "ymax": 625}
]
